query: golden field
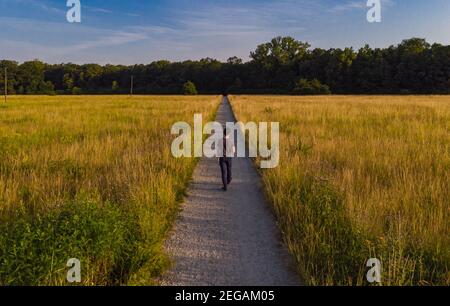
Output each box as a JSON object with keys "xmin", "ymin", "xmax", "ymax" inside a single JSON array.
[
  {"xmin": 0, "ymin": 95, "xmax": 218, "ymax": 285},
  {"xmin": 231, "ymin": 95, "xmax": 449, "ymax": 285}
]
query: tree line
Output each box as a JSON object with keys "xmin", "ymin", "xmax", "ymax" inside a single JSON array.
[{"xmin": 1, "ymin": 37, "xmax": 450, "ymax": 95}]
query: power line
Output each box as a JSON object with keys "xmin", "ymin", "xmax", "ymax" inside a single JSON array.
[
  {"xmin": 4, "ymin": 67, "xmax": 7, "ymax": 103},
  {"xmin": 130, "ymin": 75, "xmax": 134, "ymax": 97}
]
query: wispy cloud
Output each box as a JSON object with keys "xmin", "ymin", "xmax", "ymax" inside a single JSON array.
[
  {"xmin": 126, "ymin": 13, "xmax": 141, "ymax": 17},
  {"xmin": 167, "ymin": 1, "xmax": 317, "ymax": 40},
  {"xmin": 329, "ymin": 1, "xmax": 366, "ymax": 12},
  {"xmin": 71, "ymin": 31, "xmax": 148, "ymax": 52},
  {"xmin": 85, "ymin": 5, "xmax": 113, "ymax": 14},
  {"xmin": 2, "ymin": 0, "xmax": 64, "ymax": 14},
  {"xmin": 0, "ymin": 17, "xmax": 149, "ymax": 61}
]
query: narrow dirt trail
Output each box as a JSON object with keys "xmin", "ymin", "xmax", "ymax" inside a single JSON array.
[{"xmin": 160, "ymin": 97, "xmax": 300, "ymax": 286}]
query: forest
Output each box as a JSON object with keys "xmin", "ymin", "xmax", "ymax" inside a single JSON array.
[{"xmin": 1, "ymin": 37, "xmax": 450, "ymax": 95}]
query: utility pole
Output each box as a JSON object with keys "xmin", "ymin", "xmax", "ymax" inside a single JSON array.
[
  {"xmin": 130, "ymin": 75, "xmax": 134, "ymax": 97},
  {"xmin": 4, "ymin": 67, "xmax": 7, "ymax": 103}
]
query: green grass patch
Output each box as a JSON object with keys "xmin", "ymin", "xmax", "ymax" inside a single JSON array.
[{"xmin": 0, "ymin": 198, "xmax": 142, "ymax": 285}]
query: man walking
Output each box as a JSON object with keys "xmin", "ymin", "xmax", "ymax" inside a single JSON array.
[{"xmin": 219, "ymin": 127, "xmax": 235, "ymax": 191}]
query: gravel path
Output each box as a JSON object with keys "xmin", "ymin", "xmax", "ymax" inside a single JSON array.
[{"xmin": 160, "ymin": 97, "xmax": 300, "ymax": 286}]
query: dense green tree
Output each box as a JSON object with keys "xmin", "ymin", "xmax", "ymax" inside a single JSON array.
[
  {"xmin": 16, "ymin": 60, "xmax": 48, "ymax": 94},
  {"xmin": 0, "ymin": 60, "xmax": 19, "ymax": 94},
  {"xmin": 227, "ymin": 57, "xmax": 243, "ymax": 65},
  {"xmin": 112, "ymin": 81, "xmax": 119, "ymax": 92},
  {"xmin": 183, "ymin": 81, "xmax": 198, "ymax": 95},
  {"xmin": 63, "ymin": 74, "xmax": 74, "ymax": 92},
  {"xmin": 1, "ymin": 37, "xmax": 449, "ymax": 95},
  {"xmin": 251, "ymin": 36, "xmax": 310, "ymax": 68},
  {"xmin": 293, "ymin": 78, "xmax": 331, "ymax": 95}
]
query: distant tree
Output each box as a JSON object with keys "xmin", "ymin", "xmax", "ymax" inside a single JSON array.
[
  {"xmin": 40, "ymin": 81, "xmax": 55, "ymax": 95},
  {"xmin": 227, "ymin": 56, "xmax": 243, "ymax": 65},
  {"xmin": 398, "ymin": 38, "xmax": 430, "ymax": 54},
  {"xmin": 293, "ymin": 79, "xmax": 312, "ymax": 95},
  {"xmin": 251, "ymin": 36, "xmax": 310, "ymax": 68},
  {"xmin": 183, "ymin": 81, "xmax": 198, "ymax": 95},
  {"xmin": 17, "ymin": 60, "xmax": 46, "ymax": 94},
  {"xmin": 1, "ymin": 36, "xmax": 449, "ymax": 95},
  {"xmin": 63, "ymin": 73, "xmax": 74, "ymax": 92},
  {"xmin": 293, "ymin": 78, "xmax": 331, "ymax": 95},
  {"xmin": 250, "ymin": 36, "xmax": 311, "ymax": 90},
  {"xmin": 72, "ymin": 87, "xmax": 81, "ymax": 95},
  {"xmin": 0, "ymin": 60, "xmax": 19, "ymax": 94},
  {"xmin": 112, "ymin": 81, "xmax": 119, "ymax": 92},
  {"xmin": 231, "ymin": 78, "xmax": 242, "ymax": 90}
]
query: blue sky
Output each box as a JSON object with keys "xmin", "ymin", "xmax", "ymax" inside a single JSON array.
[{"xmin": 1, "ymin": 0, "xmax": 449, "ymax": 64}]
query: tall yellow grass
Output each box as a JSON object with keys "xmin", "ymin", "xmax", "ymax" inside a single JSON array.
[
  {"xmin": 231, "ymin": 95, "xmax": 449, "ymax": 285},
  {"xmin": 0, "ymin": 95, "xmax": 218, "ymax": 285}
]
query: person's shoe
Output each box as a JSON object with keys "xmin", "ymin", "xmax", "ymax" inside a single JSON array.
[
  {"xmin": 221, "ymin": 186, "xmax": 227, "ymax": 191},
  {"xmin": 227, "ymin": 178, "xmax": 232, "ymax": 185}
]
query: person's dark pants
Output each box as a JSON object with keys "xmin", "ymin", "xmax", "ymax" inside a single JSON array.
[{"xmin": 219, "ymin": 157, "xmax": 232, "ymax": 189}]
